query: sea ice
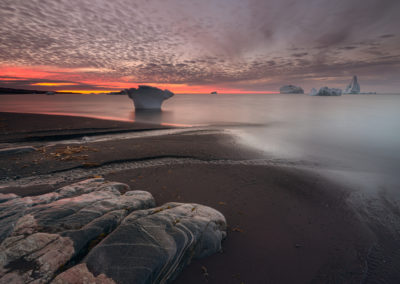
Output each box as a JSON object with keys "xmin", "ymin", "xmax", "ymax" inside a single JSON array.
[
  {"xmin": 279, "ymin": 85, "xmax": 304, "ymax": 94},
  {"xmin": 316, "ymin": 87, "xmax": 342, "ymax": 96},
  {"xmin": 309, "ymin": 88, "xmax": 318, "ymax": 96},
  {"xmin": 344, "ymin": 75, "xmax": 360, "ymax": 94}
]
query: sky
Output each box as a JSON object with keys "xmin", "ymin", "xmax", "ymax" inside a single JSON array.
[{"xmin": 0, "ymin": 0, "xmax": 399, "ymax": 93}]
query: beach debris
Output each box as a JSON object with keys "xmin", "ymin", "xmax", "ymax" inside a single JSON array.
[
  {"xmin": 231, "ymin": 226, "xmax": 244, "ymax": 233},
  {"xmin": 47, "ymin": 145, "xmax": 98, "ymax": 161},
  {"xmin": 201, "ymin": 265, "xmax": 209, "ymax": 280},
  {"xmin": 0, "ymin": 178, "xmax": 226, "ymax": 284},
  {"xmin": 279, "ymin": 85, "xmax": 304, "ymax": 94},
  {"xmin": 125, "ymin": 85, "xmax": 174, "ymax": 111}
]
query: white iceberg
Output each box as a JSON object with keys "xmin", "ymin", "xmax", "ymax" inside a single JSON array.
[
  {"xmin": 309, "ymin": 88, "xmax": 318, "ymax": 96},
  {"xmin": 124, "ymin": 85, "xmax": 174, "ymax": 110},
  {"xmin": 315, "ymin": 87, "xmax": 342, "ymax": 96},
  {"xmin": 344, "ymin": 75, "xmax": 360, "ymax": 94},
  {"xmin": 279, "ymin": 85, "xmax": 304, "ymax": 94}
]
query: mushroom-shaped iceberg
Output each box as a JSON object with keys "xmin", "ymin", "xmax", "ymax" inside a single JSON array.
[{"xmin": 125, "ymin": 85, "xmax": 174, "ymax": 110}]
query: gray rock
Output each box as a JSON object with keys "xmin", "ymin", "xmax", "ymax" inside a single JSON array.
[
  {"xmin": 0, "ymin": 179, "xmax": 227, "ymax": 284},
  {"xmin": 0, "ymin": 179, "xmax": 155, "ymax": 283},
  {"xmin": 279, "ymin": 85, "xmax": 304, "ymax": 94},
  {"xmin": 0, "ymin": 193, "xmax": 18, "ymax": 204},
  {"xmin": 52, "ymin": 263, "xmax": 115, "ymax": 284},
  {"xmin": 56, "ymin": 202, "xmax": 226, "ymax": 284}
]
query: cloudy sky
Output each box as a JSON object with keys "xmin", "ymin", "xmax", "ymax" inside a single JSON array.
[{"xmin": 0, "ymin": 0, "xmax": 399, "ymax": 93}]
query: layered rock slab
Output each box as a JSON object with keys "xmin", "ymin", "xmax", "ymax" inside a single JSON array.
[
  {"xmin": 0, "ymin": 178, "xmax": 155, "ymax": 283},
  {"xmin": 55, "ymin": 202, "xmax": 227, "ymax": 284},
  {"xmin": 0, "ymin": 179, "xmax": 227, "ymax": 284}
]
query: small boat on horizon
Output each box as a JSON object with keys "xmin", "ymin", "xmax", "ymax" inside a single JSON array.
[{"xmin": 210, "ymin": 91, "xmax": 218, "ymax": 94}]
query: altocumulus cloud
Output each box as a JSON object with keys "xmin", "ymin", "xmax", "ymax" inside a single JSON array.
[{"xmin": 0, "ymin": 0, "xmax": 399, "ymax": 91}]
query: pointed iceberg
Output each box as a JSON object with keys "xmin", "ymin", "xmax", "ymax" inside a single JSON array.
[{"xmin": 344, "ymin": 76, "xmax": 360, "ymax": 94}]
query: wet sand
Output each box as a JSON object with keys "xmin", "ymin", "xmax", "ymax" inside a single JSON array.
[{"xmin": 0, "ymin": 112, "xmax": 388, "ymax": 283}]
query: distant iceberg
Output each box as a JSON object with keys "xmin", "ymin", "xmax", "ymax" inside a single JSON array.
[
  {"xmin": 279, "ymin": 85, "xmax": 304, "ymax": 94},
  {"xmin": 125, "ymin": 85, "xmax": 174, "ymax": 110},
  {"xmin": 315, "ymin": 87, "xmax": 342, "ymax": 96},
  {"xmin": 344, "ymin": 75, "xmax": 360, "ymax": 94},
  {"xmin": 309, "ymin": 88, "xmax": 318, "ymax": 96}
]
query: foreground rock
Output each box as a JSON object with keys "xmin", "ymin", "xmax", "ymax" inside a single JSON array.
[
  {"xmin": 125, "ymin": 85, "xmax": 174, "ymax": 110},
  {"xmin": 55, "ymin": 202, "xmax": 226, "ymax": 284},
  {"xmin": 279, "ymin": 85, "xmax": 304, "ymax": 94},
  {"xmin": 315, "ymin": 87, "xmax": 342, "ymax": 96},
  {"xmin": 0, "ymin": 179, "xmax": 226, "ymax": 283}
]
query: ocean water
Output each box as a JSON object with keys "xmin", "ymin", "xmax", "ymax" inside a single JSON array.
[{"xmin": 1, "ymin": 93, "xmax": 400, "ymax": 196}]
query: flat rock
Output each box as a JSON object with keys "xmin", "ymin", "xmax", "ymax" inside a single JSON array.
[
  {"xmin": 55, "ymin": 202, "xmax": 226, "ymax": 284},
  {"xmin": 0, "ymin": 178, "xmax": 155, "ymax": 283},
  {"xmin": 0, "ymin": 179, "xmax": 227, "ymax": 284}
]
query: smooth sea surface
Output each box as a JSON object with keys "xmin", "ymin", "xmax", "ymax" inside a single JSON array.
[{"xmin": 1, "ymin": 93, "xmax": 400, "ymax": 198}]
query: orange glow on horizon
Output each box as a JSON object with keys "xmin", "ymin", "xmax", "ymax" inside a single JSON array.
[
  {"xmin": 32, "ymin": 82, "xmax": 78, "ymax": 86},
  {"xmin": 1, "ymin": 64, "xmax": 278, "ymax": 94},
  {"xmin": 57, "ymin": 90, "xmax": 116, "ymax": 94}
]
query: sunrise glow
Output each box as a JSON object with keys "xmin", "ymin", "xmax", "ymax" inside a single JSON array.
[
  {"xmin": 0, "ymin": 64, "xmax": 279, "ymax": 94},
  {"xmin": 32, "ymin": 83, "xmax": 78, "ymax": 86}
]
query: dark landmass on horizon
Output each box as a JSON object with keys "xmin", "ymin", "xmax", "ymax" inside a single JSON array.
[
  {"xmin": 0, "ymin": 87, "xmax": 130, "ymax": 95},
  {"xmin": 0, "ymin": 87, "xmax": 51, "ymax": 94}
]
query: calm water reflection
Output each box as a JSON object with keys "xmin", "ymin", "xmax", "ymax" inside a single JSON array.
[{"xmin": 1, "ymin": 93, "xmax": 400, "ymax": 193}]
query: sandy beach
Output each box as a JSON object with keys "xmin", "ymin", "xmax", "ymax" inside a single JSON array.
[{"xmin": 2, "ymin": 112, "xmax": 392, "ymax": 283}]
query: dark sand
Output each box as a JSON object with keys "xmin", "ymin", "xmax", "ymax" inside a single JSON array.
[{"xmin": 0, "ymin": 112, "xmax": 386, "ymax": 283}]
